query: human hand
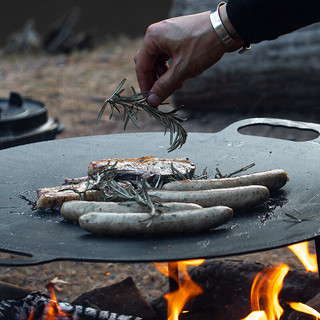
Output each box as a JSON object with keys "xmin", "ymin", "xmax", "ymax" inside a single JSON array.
[{"xmin": 134, "ymin": 11, "xmax": 242, "ymax": 106}]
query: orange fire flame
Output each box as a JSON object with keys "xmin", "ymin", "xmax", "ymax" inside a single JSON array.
[
  {"xmin": 27, "ymin": 307, "xmax": 34, "ymax": 320},
  {"xmin": 154, "ymin": 259, "xmax": 204, "ymax": 320},
  {"xmin": 43, "ymin": 283, "xmax": 71, "ymax": 320},
  {"xmin": 242, "ymin": 241, "xmax": 319, "ymax": 320},
  {"xmin": 26, "ymin": 283, "xmax": 71, "ymax": 320},
  {"xmin": 288, "ymin": 241, "xmax": 318, "ymax": 272},
  {"xmin": 242, "ymin": 311, "xmax": 268, "ymax": 320},
  {"xmin": 242, "ymin": 264, "xmax": 289, "ymax": 320},
  {"xmin": 289, "ymin": 302, "xmax": 320, "ymax": 319}
]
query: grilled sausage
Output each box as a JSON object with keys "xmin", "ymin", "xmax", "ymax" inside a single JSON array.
[
  {"xmin": 79, "ymin": 206, "xmax": 233, "ymax": 235},
  {"xmin": 162, "ymin": 169, "xmax": 288, "ymax": 192},
  {"xmin": 149, "ymin": 185, "xmax": 270, "ymax": 209},
  {"xmin": 60, "ymin": 200, "xmax": 202, "ymax": 222}
]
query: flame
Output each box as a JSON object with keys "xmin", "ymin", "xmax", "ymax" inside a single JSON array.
[
  {"xmin": 43, "ymin": 283, "xmax": 72, "ymax": 320},
  {"xmin": 154, "ymin": 259, "xmax": 204, "ymax": 320},
  {"xmin": 288, "ymin": 241, "xmax": 318, "ymax": 272},
  {"xmin": 27, "ymin": 307, "xmax": 34, "ymax": 320},
  {"xmin": 289, "ymin": 302, "xmax": 320, "ymax": 319},
  {"xmin": 286, "ymin": 241, "xmax": 320, "ymax": 318},
  {"xmin": 243, "ymin": 311, "xmax": 268, "ymax": 320},
  {"xmin": 242, "ymin": 264, "xmax": 289, "ymax": 320},
  {"xmin": 242, "ymin": 241, "xmax": 320, "ymax": 320}
]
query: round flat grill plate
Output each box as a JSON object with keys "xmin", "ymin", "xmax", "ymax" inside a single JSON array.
[{"xmin": 1, "ymin": 118, "xmax": 320, "ymax": 266}]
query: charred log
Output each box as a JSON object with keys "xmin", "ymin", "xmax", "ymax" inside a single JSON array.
[
  {"xmin": 0, "ymin": 281, "xmax": 31, "ymax": 301},
  {"xmin": 0, "ymin": 291, "xmax": 143, "ymax": 320},
  {"xmin": 73, "ymin": 277, "xmax": 157, "ymax": 320},
  {"xmin": 152, "ymin": 259, "xmax": 320, "ymax": 320}
]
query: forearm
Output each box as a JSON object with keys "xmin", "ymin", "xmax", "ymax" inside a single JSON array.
[{"xmin": 227, "ymin": 0, "xmax": 320, "ymax": 44}]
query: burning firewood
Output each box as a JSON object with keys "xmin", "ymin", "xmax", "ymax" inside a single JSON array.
[{"xmin": 0, "ymin": 291, "xmax": 143, "ymax": 320}]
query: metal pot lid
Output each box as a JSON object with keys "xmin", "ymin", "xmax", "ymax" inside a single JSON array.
[
  {"xmin": 1, "ymin": 117, "xmax": 320, "ymax": 266},
  {"xmin": 0, "ymin": 92, "xmax": 63, "ymax": 149},
  {"xmin": 0, "ymin": 92, "xmax": 48, "ymax": 131}
]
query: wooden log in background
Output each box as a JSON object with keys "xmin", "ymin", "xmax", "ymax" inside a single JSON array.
[{"xmin": 169, "ymin": 0, "xmax": 320, "ymax": 121}]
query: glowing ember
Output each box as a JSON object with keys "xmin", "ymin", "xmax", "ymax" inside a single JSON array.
[
  {"xmin": 288, "ymin": 241, "xmax": 318, "ymax": 272},
  {"xmin": 154, "ymin": 259, "xmax": 204, "ymax": 320},
  {"xmin": 242, "ymin": 264, "xmax": 289, "ymax": 320}
]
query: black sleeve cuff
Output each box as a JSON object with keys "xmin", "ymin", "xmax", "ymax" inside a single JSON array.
[{"xmin": 226, "ymin": 0, "xmax": 320, "ymax": 44}]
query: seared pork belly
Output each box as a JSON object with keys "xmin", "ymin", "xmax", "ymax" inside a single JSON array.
[
  {"xmin": 37, "ymin": 180, "xmax": 105, "ymax": 211},
  {"xmin": 37, "ymin": 156, "xmax": 196, "ymax": 211},
  {"xmin": 88, "ymin": 156, "xmax": 195, "ymax": 186}
]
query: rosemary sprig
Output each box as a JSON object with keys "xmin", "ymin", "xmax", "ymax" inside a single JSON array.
[
  {"xmin": 215, "ymin": 163, "xmax": 256, "ymax": 179},
  {"xmin": 97, "ymin": 78, "xmax": 188, "ymax": 152},
  {"xmin": 169, "ymin": 162, "xmax": 194, "ymax": 181},
  {"xmin": 283, "ymin": 208, "xmax": 315, "ymax": 223},
  {"xmin": 84, "ymin": 161, "xmax": 163, "ymax": 217}
]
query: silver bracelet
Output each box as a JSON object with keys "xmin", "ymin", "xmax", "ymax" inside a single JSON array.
[
  {"xmin": 209, "ymin": 1, "xmax": 251, "ymax": 54},
  {"xmin": 209, "ymin": 2, "xmax": 235, "ymax": 46}
]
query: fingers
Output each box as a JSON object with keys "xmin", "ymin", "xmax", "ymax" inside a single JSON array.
[
  {"xmin": 135, "ymin": 22, "xmax": 177, "ymax": 104},
  {"xmin": 135, "ymin": 52, "xmax": 179, "ymax": 106},
  {"xmin": 135, "ymin": 41, "xmax": 184, "ymax": 106},
  {"xmin": 148, "ymin": 64, "xmax": 184, "ymax": 106},
  {"xmin": 135, "ymin": 12, "xmax": 227, "ymax": 106},
  {"xmin": 153, "ymin": 55, "xmax": 170, "ymax": 80},
  {"xmin": 134, "ymin": 47, "xmax": 157, "ymax": 93}
]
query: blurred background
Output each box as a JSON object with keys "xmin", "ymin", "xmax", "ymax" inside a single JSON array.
[
  {"xmin": 0, "ymin": 0, "xmax": 183, "ymax": 147},
  {"xmin": 1, "ymin": 0, "xmax": 320, "ymax": 147},
  {"xmin": 0, "ymin": 0, "xmax": 173, "ymax": 45}
]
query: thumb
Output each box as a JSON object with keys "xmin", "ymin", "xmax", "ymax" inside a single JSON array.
[{"xmin": 147, "ymin": 67, "xmax": 183, "ymax": 106}]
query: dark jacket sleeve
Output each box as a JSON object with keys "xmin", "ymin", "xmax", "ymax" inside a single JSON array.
[{"xmin": 226, "ymin": 0, "xmax": 320, "ymax": 44}]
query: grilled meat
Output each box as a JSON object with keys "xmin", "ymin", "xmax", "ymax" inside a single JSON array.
[
  {"xmin": 88, "ymin": 156, "xmax": 195, "ymax": 186},
  {"xmin": 37, "ymin": 156, "xmax": 196, "ymax": 210}
]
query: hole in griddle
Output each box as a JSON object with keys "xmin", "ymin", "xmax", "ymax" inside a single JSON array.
[{"xmin": 238, "ymin": 124, "xmax": 319, "ymax": 141}]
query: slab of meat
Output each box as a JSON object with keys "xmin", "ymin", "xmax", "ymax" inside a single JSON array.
[
  {"xmin": 88, "ymin": 156, "xmax": 196, "ymax": 186},
  {"xmin": 36, "ymin": 180, "xmax": 105, "ymax": 211},
  {"xmin": 37, "ymin": 156, "xmax": 196, "ymax": 210}
]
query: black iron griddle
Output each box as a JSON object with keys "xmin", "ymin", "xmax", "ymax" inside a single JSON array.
[{"xmin": 1, "ymin": 118, "xmax": 320, "ymax": 266}]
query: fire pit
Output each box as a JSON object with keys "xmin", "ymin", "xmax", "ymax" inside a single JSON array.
[{"xmin": 1, "ymin": 117, "xmax": 320, "ymax": 319}]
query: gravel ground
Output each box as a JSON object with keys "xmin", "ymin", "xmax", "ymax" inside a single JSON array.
[{"xmin": 0, "ymin": 37, "xmax": 316, "ymax": 305}]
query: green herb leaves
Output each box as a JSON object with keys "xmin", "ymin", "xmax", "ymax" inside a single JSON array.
[{"xmin": 97, "ymin": 79, "xmax": 188, "ymax": 152}]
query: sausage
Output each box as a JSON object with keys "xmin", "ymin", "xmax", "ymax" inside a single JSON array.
[
  {"xmin": 162, "ymin": 169, "xmax": 288, "ymax": 191},
  {"xmin": 149, "ymin": 185, "xmax": 270, "ymax": 209},
  {"xmin": 78, "ymin": 206, "xmax": 233, "ymax": 235},
  {"xmin": 60, "ymin": 200, "xmax": 203, "ymax": 222}
]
